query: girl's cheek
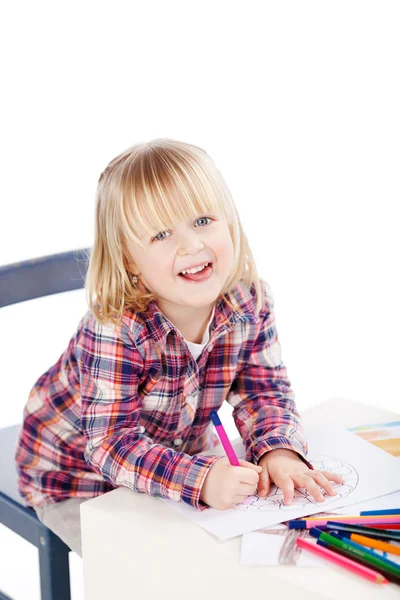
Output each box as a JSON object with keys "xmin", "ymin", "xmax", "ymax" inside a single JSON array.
[
  {"xmin": 155, "ymin": 257, "xmax": 174, "ymax": 276},
  {"xmin": 214, "ymin": 236, "xmax": 234, "ymax": 264}
]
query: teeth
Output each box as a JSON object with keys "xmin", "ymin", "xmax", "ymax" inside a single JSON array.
[{"xmin": 181, "ymin": 262, "xmax": 209, "ymax": 275}]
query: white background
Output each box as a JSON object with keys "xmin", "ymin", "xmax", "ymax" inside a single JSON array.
[{"xmin": 0, "ymin": 2, "xmax": 399, "ymax": 598}]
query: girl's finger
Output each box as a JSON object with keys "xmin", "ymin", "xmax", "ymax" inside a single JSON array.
[
  {"xmin": 276, "ymin": 476, "xmax": 294, "ymax": 505},
  {"xmin": 234, "ymin": 493, "xmax": 251, "ymax": 504},
  {"xmin": 238, "ymin": 482, "xmax": 258, "ymax": 495},
  {"xmin": 302, "ymin": 478, "xmax": 325, "ymax": 502},
  {"xmin": 238, "ymin": 459, "xmax": 263, "ymax": 473},
  {"xmin": 237, "ymin": 469, "xmax": 261, "ymax": 486},
  {"xmin": 257, "ymin": 467, "xmax": 271, "ymax": 498},
  {"xmin": 309, "ymin": 471, "xmax": 337, "ymax": 496},
  {"xmin": 320, "ymin": 470, "xmax": 344, "ymax": 484}
]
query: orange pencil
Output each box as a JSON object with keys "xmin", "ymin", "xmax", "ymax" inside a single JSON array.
[
  {"xmin": 296, "ymin": 538, "xmax": 388, "ymax": 584},
  {"xmin": 290, "ymin": 515, "xmax": 400, "ymax": 529},
  {"xmin": 348, "ymin": 533, "xmax": 400, "ymax": 557},
  {"xmin": 299, "ymin": 514, "xmax": 400, "ymax": 523}
]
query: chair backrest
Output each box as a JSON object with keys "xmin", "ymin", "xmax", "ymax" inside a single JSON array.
[{"xmin": 0, "ymin": 248, "xmax": 90, "ymax": 307}]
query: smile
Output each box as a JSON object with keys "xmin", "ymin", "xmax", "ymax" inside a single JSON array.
[
  {"xmin": 179, "ymin": 261, "xmax": 211, "ymax": 275},
  {"xmin": 178, "ymin": 263, "xmax": 213, "ymax": 283}
]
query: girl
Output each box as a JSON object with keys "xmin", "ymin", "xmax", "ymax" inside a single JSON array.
[{"xmin": 15, "ymin": 139, "xmax": 343, "ymax": 557}]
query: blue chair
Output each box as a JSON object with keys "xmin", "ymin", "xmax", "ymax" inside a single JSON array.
[{"xmin": 0, "ymin": 249, "xmax": 89, "ymax": 600}]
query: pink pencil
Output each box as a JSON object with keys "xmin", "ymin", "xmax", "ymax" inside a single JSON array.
[
  {"xmin": 210, "ymin": 410, "xmax": 240, "ymax": 466},
  {"xmin": 296, "ymin": 538, "xmax": 389, "ymax": 584}
]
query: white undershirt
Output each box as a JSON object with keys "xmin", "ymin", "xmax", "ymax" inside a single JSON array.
[{"xmin": 182, "ymin": 305, "xmax": 216, "ymax": 361}]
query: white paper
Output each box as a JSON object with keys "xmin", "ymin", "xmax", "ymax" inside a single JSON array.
[
  {"xmin": 334, "ymin": 489, "xmax": 400, "ymax": 515},
  {"xmin": 240, "ymin": 529, "xmax": 323, "ymax": 566},
  {"xmin": 162, "ymin": 424, "xmax": 400, "ymax": 540}
]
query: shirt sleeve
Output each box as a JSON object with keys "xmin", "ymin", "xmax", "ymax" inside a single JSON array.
[
  {"xmin": 77, "ymin": 315, "xmax": 219, "ymax": 510},
  {"xmin": 226, "ymin": 281, "xmax": 313, "ymax": 469}
]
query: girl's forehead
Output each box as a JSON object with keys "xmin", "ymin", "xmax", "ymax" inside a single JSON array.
[
  {"xmin": 129, "ymin": 193, "xmax": 224, "ymax": 233},
  {"xmin": 122, "ymin": 170, "xmax": 231, "ymax": 243}
]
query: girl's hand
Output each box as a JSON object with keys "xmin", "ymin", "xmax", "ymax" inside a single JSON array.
[
  {"xmin": 200, "ymin": 457, "xmax": 262, "ymax": 510},
  {"xmin": 257, "ymin": 448, "xmax": 344, "ymax": 505}
]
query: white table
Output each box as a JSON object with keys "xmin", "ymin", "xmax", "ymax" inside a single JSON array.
[{"xmin": 81, "ymin": 397, "xmax": 400, "ymax": 599}]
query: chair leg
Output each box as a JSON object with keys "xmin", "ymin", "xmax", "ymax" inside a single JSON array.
[{"xmin": 38, "ymin": 526, "xmax": 71, "ymax": 600}]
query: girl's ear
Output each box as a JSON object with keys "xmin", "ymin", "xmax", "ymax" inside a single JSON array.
[{"xmin": 125, "ymin": 257, "xmax": 139, "ymax": 276}]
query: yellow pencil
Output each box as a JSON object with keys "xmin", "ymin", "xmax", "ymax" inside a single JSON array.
[{"xmin": 350, "ymin": 533, "xmax": 400, "ymax": 557}]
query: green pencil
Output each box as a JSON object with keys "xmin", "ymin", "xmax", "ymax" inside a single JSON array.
[
  {"xmin": 317, "ymin": 540, "xmax": 400, "ymax": 586},
  {"xmin": 309, "ymin": 528, "xmax": 400, "ymax": 578}
]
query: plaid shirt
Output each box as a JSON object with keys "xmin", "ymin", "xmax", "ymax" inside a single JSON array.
[{"xmin": 15, "ymin": 278, "xmax": 310, "ymax": 510}]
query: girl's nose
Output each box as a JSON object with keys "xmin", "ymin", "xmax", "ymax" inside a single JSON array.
[{"xmin": 176, "ymin": 232, "xmax": 205, "ymax": 254}]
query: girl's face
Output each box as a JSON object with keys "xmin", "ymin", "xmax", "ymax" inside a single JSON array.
[{"xmin": 127, "ymin": 211, "xmax": 234, "ymax": 321}]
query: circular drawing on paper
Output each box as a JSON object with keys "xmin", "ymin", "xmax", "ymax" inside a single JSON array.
[{"xmin": 233, "ymin": 455, "xmax": 359, "ymax": 512}]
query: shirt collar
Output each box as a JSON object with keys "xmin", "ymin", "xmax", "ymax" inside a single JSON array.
[{"xmin": 122, "ymin": 279, "xmax": 260, "ymax": 354}]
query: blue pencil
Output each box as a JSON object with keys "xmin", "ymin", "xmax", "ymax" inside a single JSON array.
[
  {"xmin": 325, "ymin": 521, "xmax": 400, "ymax": 541},
  {"xmin": 360, "ymin": 508, "xmax": 400, "ymax": 516}
]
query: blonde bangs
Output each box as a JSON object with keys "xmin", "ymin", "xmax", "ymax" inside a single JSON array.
[{"xmin": 120, "ymin": 143, "xmax": 232, "ymax": 246}]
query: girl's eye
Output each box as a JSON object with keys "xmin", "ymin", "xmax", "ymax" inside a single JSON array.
[
  {"xmin": 152, "ymin": 216, "xmax": 212, "ymax": 242},
  {"xmin": 153, "ymin": 230, "xmax": 170, "ymax": 242},
  {"xmin": 196, "ymin": 216, "xmax": 211, "ymax": 227}
]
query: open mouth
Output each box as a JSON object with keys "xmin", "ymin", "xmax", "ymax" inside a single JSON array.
[{"xmin": 178, "ymin": 262, "xmax": 213, "ymax": 282}]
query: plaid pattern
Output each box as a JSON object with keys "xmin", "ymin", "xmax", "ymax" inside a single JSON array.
[{"xmin": 15, "ymin": 278, "xmax": 310, "ymax": 510}]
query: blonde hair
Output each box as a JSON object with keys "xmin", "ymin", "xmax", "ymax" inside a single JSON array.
[{"xmin": 85, "ymin": 138, "xmax": 263, "ymax": 324}]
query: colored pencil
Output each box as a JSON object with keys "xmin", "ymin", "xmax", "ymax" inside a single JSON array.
[
  {"xmin": 328, "ymin": 531, "xmax": 400, "ymax": 573},
  {"xmin": 300, "ymin": 514, "xmax": 400, "ymax": 523},
  {"xmin": 325, "ymin": 521, "xmax": 400, "ymax": 541},
  {"xmin": 309, "ymin": 528, "xmax": 400, "ymax": 577},
  {"xmin": 336, "ymin": 530, "xmax": 400, "ymax": 546},
  {"xmin": 317, "ymin": 540, "xmax": 400, "ymax": 586},
  {"xmin": 296, "ymin": 537, "xmax": 388, "ymax": 584},
  {"xmin": 360, "ymin": 509, "xmax": 400, "ymax": 516},
  {"xmin": 210, "ymin": 410, "xmax": 240, "ymax": 466},
  {"xmin": 343, "ymin": 533, "xmax": 400, "ymax": 557},
  {"xmin": 288, "ymin": 515, "xmax": 400, "ymax": 529},
  {"xmin": 311, "ymin": 523, "xmax": 400, "ymax": 533},
  {"xmin": 366, "ymin": 523, "xmax": 400, "ymax": 530}
]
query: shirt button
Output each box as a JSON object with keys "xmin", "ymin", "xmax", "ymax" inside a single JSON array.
[
  {"xmin": 208, "ymin": 344, "xmax": 214, "ymax": 352},
  {"xmin": 173, "ymin": 438, "xmax": 183, "ymax": 446},
  {"xmin": 139, "ymin": 426, "xmax": 146, "ymax": 434}
]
